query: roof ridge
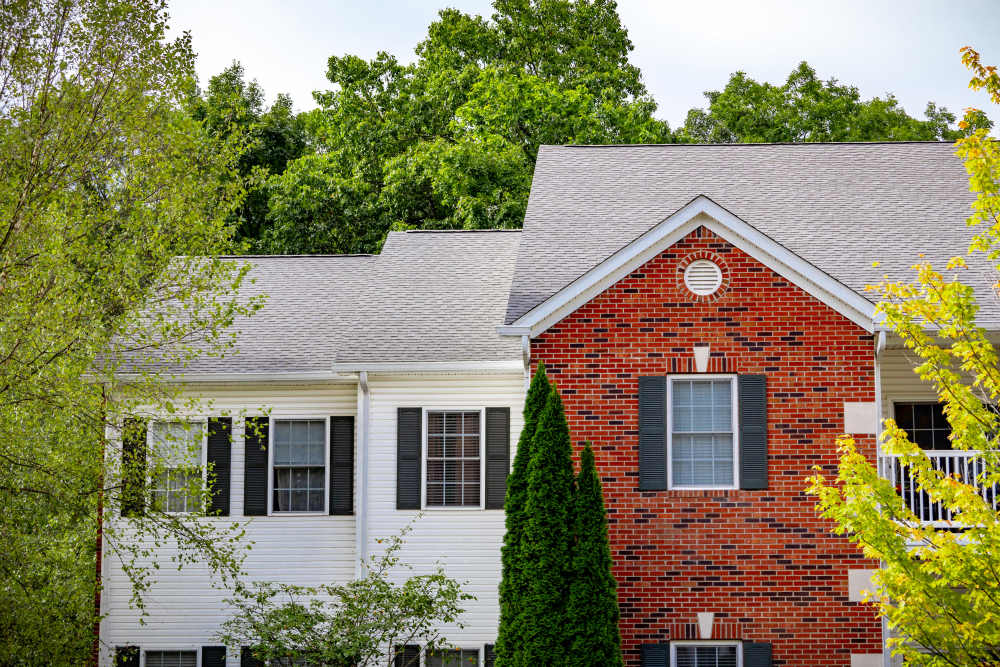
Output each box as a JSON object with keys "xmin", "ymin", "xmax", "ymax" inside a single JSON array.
[
  {"xmin": 400, "ymin": 228, "xmax": 522, "ymax": 234},
  {"xmin": 557, "ymin": 140, "xmax": 955, "ymax": 148},
  {"xmin": 219, "ymin": 254, "xmax": 376, "ymax": 259}
]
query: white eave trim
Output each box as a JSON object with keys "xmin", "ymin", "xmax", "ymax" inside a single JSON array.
[
  {"xmin": 498, "ymin": 195, "xmax": 878, "ymax": 337},
  {"xmin": 113, "ymin": 371, "xmax": 358, "ymax": 383},
  {"xmin": 330, "ymin": 359, "xmax": 523, "ymax": 374}
]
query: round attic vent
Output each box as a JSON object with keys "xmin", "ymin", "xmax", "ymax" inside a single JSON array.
[{"xmin": 683, "ymin": 259, "xmax": 723, "ymax": 296}]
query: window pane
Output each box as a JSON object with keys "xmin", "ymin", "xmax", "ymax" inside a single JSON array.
[
  {"xmin": 145, "ymin": 652, "xmax": 196, "ymax": 667},
  {"xmin": 674, "ymin": 645, "xmax": 737, "ymax": 667},
  {"xmin": 671, "ymin": 379, "xmax": 735, "ymax": 487},
  {"xmin": 426, "ymin": 411, "xmax": 481, "ymax": 507},
  {"xmin": 427, "ymin": 649, "xmax": 479, "ymax": 667},
  {"xmin": 273, "ymin": 420, "xmax": 327, "ymax": 512},
  {"xmin": 427, "ymin": 483, "xmax": 444, "ymax": 505}
]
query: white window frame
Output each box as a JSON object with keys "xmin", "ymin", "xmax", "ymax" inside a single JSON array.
[
  {"xmin": 266, "ymin": 416, "xmax": 329, "ymax": 516},
  {"xmin": 421, "ymin": 406, "xmax": 486, "ymax": 511},
  {"xmin": 147, "ymin": 418, "xmax": 208, "ymax": 515},
  {"xmin": 670, "ymin": 640, "xmax": 743, "ymax": 667},
  {"xmin": 141, "ymin": 647, "xmax": 200, "ymax": 667},
  {"xmin": 667, "ymin": 374, "xmax": 740, "ymax": 490}
]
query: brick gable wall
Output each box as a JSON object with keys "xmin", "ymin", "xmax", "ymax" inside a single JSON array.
[{"xmin": 531, "ymin": 226, "xmax": 882, "ymax": 665}]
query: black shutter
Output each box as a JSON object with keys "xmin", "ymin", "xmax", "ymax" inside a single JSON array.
[
  {"xmin": 114, "ymin": 646, "xmax": 139, "ymax": 667},
  {"xmin": 739, "ymin": 374, "xmax": 768, "ymax": 490},
  {"xmin": 640, "ymin": 643, "xmax": 668, "ymax": 667},
  {"xmin": 638, "ymin": 376, "xmax": 667, "ymax": 490},
  {"xmin": 396, "ymin": 408, "xmax": 422, "ymax": 510},
  {"xmin": 485, "ymin": 407, "xmax": 510, "ymax": 509},
  {"xmin": 330, "ymin": 416, "xmax": 354, "ymax": 515},
  {"xmin": 121, "ymin": 419, "xmax": 147, "ymax": 517},
  {"xmin": 394, "ymin": 644, "xmax": 420, "ymax": 667},
  {"xmin": 244, "ymin": 417, "xmax": 269, "ymax": 516},
  {"xmin": 201, "ymin": 646, "xmax": 226, "ymax": 667},
  {"xmin": 484, "ymin": 643, "xmax": 496, "ymax": 667},
  {"xmin": 206, "ymin": 418, "xmax": 232, "ymax": 516},
  {"xmin": 240, "ymin": 647, "xmax": 265, "ymax": 667},
  {"xmin": 743, "ymin": 642, "xmax": 772, "ymax": 667}
]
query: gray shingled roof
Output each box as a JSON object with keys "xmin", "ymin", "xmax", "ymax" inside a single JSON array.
[
  {"xmin": 336, "ymin": 229, "xmax": 522, "ymax": 364},
  {"xmin": 506, "ymin": 142, "xmax": 995, "ymax": 324},
  {"xmin": 129, "ymin": 230, "xmax": 521, "ymax": 376}
]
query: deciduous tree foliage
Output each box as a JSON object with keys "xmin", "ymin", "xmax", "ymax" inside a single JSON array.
[
  {"xmin": 496, "ymin": 362, "xmax": 550, "ymax": 667},
  {"xmin": 0, "ymin": 0, "xmax": 258, "ymax": 662},
  {"xmin": 187, "ymin": 62, "xmax": 308, "ymax": 248},
  {"xmin": 807, "ymin": 48, "xmax": 1000, "ymax": 667},
  {"xmin": 260, "ymin": 0, "xmax": 671, "ymax": 255},
  {"xmin": 677, "ymin": 61, "xmax": 982, "ymax": 144},
  {"xmin": 218, "ymin": 524, "xmax": 472, "ymax": 667}
]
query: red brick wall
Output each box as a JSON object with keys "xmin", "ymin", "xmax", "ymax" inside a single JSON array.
[{"xmin": 531, "ymin": 227, "xmax": 881, "ymax": 666}]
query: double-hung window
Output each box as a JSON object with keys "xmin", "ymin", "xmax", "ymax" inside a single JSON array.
[
  {"xmin": 149, "ymin": 421, "xmax": 205, "ymax": 513},
  {"xmin": 144, "ymin": 651, "xmax": 197, "ymax": 667},
  {"xmin": 271, "ymin": 419, "xmax": 326, "ymax": 513},
  {"xmin": 671, "ymin": 642, "xmax": 740, "ymax": 667},
  {"xmin": 425, "ymin": 410, "xmax": 482, "ymax": 508},
  {"xmin": 669, "ymin": 376, "xmax": 738, "ymax": 489}
]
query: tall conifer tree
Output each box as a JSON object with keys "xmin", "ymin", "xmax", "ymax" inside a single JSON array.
[
  {"xmin": 566, "ymin": 442, "xmax": 623, "ymax": 666},
  {"xmin": 518, "ymin": 385, "xmax": 575, "ymax": 665},
  {"xmin": 496, "ymin": 363, "xmax": 550, "ymax": 667}
]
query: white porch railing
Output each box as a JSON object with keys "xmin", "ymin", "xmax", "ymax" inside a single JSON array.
[{"xmin": 880, "ymin": 450, "xmax": 999, "ymax": 526}]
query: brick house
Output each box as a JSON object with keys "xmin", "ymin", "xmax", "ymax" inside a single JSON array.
[{"xmin": 102, "ymin": 142, "xmax": 985, "ymax": 667}]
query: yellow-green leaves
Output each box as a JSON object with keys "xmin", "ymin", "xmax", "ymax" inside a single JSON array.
[{"xmin": 808, "ymin": 49, "xmax": 1000, "ymax": 666}]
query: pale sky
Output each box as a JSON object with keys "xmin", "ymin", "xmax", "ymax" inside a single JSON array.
[{"xmin": 167, "ymin": 0, "xmax": 1000, "ymax": 129}]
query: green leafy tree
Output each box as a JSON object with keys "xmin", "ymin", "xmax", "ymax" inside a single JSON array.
[
  {"xmin": 807, "ymin": 48, "xmax": 1000, "ymax": 665},
  {"xmin": 519, "ymin": 384, "xmax": 576, "ymax": 665},
  {"xmin": 188, "ymin": 62, "xmax": 308, "ymax": 247},
  {"xmin": 218, "ymin": 523, "xmax": 473, "ymax": 667},
  {"xmin": 0, "ymin": 0, "xmax": 260, "ymax": 662},
  {"xmin": 260, "ymin": 0, "xmax": 671, "ymax": 255},
  {"xmin": 566, "ymin": 442, "xmax": 622, "ymax": 666},
  {"xmin": 678, "ymin": 61, "xmax": 980, "ymax": 143},
  {"xmin": 496, "ymin": 362, "xmax": 550, "ymax": 667}
]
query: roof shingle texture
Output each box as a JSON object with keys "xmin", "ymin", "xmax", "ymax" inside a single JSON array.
[
  {"xmin": 135, "ymin": 230, "xmax": 521, "ymax": 375},
  {"xmin": 506, "ymin": 142, "xmax": 993, "ymax": 324}
]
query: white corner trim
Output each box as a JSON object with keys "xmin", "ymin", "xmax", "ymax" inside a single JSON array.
[
  {"xmin": 844, "ymin": 402, "xmax": 878, "ymax": 435},
  {"xmin": 498, "ymin": 195, "xmax": 877, "ymax": 337},
  {"xmin": 330, "ymin": 359, "xmax": 523, "ymax": 374},
  {"xmin": 851, "ymin": 654, "xmax": 885, "ymax": 667},
  {"xmin": 848, "ymin": 568, "xmax": 878, "ymax": 602}
]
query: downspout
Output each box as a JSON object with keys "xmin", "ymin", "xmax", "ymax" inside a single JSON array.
[
  {"xmin": 521, "ymin": 335, "xmax": 531, "ymax": 389},
  {"xmin": 355, "ymin": 371, "xmax": 370, "ymax": 578}
]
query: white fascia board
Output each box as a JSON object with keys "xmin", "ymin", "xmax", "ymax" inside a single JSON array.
[
  {"xmin": 499, "ymin": 195, "xmax": 877, "ymax": 337},
  {"xmin": 330, "ymin": 359, "xmax": 523, "ymax": 374},
  {"xmin": 113, "ymin": 371, "xmax": 358, "ymax": 383}
]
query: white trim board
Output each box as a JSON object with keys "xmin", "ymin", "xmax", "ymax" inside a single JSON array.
[{"xmin": 497, "ymin": 195, "xmax": 879, "ymax": 337}]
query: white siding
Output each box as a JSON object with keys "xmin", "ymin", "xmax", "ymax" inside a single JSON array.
[
  {"xmin": 365, "ymin": 373, "xmax": 524, "ymax": 650},
  {"xmin": 880, "ymin": 347, "xmax": 938, "ymax": 420},
  {"xmin": 101, "ymin": 374, "xmax": 525, "ymax": 665},
  {"xmin": 102, "ymin": 383, "xmax": 358, "ymax": 666}
]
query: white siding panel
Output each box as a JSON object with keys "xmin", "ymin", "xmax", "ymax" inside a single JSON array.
[
  {"xmin": 102, "ymin": 383, "xmax": 358, "ymax": 666},
  {"xmin": 365, "ymin": 373, "xmax": 524, "ymax": 648},
  {"xmin": 880, "ymin": 348, "xmax": 938, "ymax": 419}
]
